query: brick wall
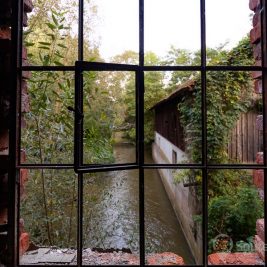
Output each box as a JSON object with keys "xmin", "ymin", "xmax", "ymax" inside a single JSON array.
[
  {"xmin": 0, "ymin": 0, "xmax": 33, "ymax": 265},
  {"xmin": 250, "ymin": 0, "xmax": 265, "ymax": 261}
]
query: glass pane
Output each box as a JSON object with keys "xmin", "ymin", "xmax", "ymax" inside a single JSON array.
[
  {"xmin": 84, "ymin": 0, "xmax": 138, "ymax": 64},
  {"xmin": 208, "ymin": 169, "xmax": 264, "ymax": 265},
  {"xmin": 20, "ymin": 169, "xmax": 77, "ymax": 265},
  {"xmin": 144, "ymin": 0, "xmax": 200, "ymax": 66},
  {"xmin": 23, "ymin": 0, "xmax": 78, "ymax": 66},
  {"xmin": 207, "ymin": 71, "xmax": 263, "ymax": 164},
  {"xmin": 206, "ymin": 0, "xmax": 256, "ymax": 66},
  {"xmin": 83, "ymin": 170, "xmax": 139, "ymax": 265},
  {"xmin": 21, "ymin": 71, "xmax": 74, "ymax": 164},
  {"xmin": 145, "ymin": 169, "xmax": 202, "ymax": 265},
  {"xmin": 82, "ymin": 71, "xmax": 136, "ymax": 165},
  {"xmin": 144, "ymin": 71, "xmax": 202, "ymax": 164}
]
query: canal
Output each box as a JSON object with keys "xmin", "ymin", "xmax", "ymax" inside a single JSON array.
[{"xmin": 83, "ymin": 142, "xmax": 195, "ymax": 264}]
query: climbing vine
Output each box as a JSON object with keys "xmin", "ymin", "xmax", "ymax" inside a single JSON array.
[
  {"xmin": 176, "ymin": 37, "xmax": 255, "ymax": 196},
  {"xmin": 173, "ymin": 37, "xmax": 264, "ymax": 251}
]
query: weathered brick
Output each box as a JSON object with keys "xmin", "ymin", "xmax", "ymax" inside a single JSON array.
[
  {"xmin": 20, "ymin": 169, "xmax": 29, "ymax": 199},
  {"xmin": 253, "ymin": 169, "xmax": 264, "ymax": 189},
  {"xmin": 0, "ymin": 208, "xmax": 7, "ymax": 224},
  {"xmin": 21, "ymin": 115, "xmax": 26, "ymax": 129},
  {"xmin": 253, "ymin": 42, "xmax": 261, "ymax": 60},
  {"xmin": 21, "ymin": 149, "xmax": 27, "ymax": 163},
  {"xmin": 0, "ymin": 26, "xmax": 11, "ymax": 40},
  {"xmin": 147, "ymin": 252, "xmax": 185, "ymax": 265},
  {"xmin": 254, "ymin": 79, "xmax": 262, "ymax": 94},
  {"xmin": 19, "ymin": 218, "xmax": 25, "ymax": 235},
  {"xmin": 253, "ymin": 11, "xmax": 261, "ymax": 27},
  {"xmin": 256, "ymin": 219, "xmax": 264, "ymax": 241},
  {"xmin": 249, "ymin": 0, "xmax": 261, "ymax": 11},
  {"xmin": 250, "ymin": 22, "xmax": 261, "ymax": 44},
  {"xmin": 0, "ymin": 129, "xmax": 8, "ymax": 151},
  {"xmin": 24, "ymin": 0, "xmax": 34, "ymax": 13},
  {"xmin": 22, "ymin": 70, "xmax": 31, "ymax": 79},
  {"xmin": 23, "ymin": 12, "xmax": 28, "ymax": 27},
  {"xmin": 255, "ymin": 235, "xmax": 265, "ymax": 261},
  {"xmin": 22, "ymin": 47, "xmax": 28, "ymax": 60},
  {"xmin": 256, "ymin": 152, "xmax": 264, "ymax": 164},
  {"xmin": 21, "ymin": 80, "xmax": 30, "ymax": 113},
  {"xmin": 251, "ymin": 71, "xmax": 262, "ymax": 80},
  {"xmin": 19, "ymin": 232, "xmax": 29, "ymax": 256},
  {"xmin": 256, "ymin": 115, "xmax": 263, "ymax": 131},
  {"xmin": 208, "ymin": 252, "xmax": 263, "ymax": 265}
]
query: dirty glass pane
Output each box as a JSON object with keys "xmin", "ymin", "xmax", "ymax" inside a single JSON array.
[
  {"xmin": 83, "ymin": 170, "xmax": 139, "ymax": 265},
  {"xmin": 208, "ymin": 169, "xmax": 264, "ymax": 265},
  {"xmin": 144, "ymin": 71, "xmax": 202, "ymax": 164},
  {"xmin": 144, "ymin": 169, "xmax": 202, "ymax": 265},
  {"xmin": 207, "ymin": 71, "xmax": 263, "ymax": 164},
  {"xmin": 20, "ymin": 169, "xmax": 77, "ymax": 265},
  {"xmin": 21, "ymin": 71, "xmax": 74, "ymax": 164},
  {"xmin": 82, "ymin": 71, "xmax": 136, "ymax": 165}
]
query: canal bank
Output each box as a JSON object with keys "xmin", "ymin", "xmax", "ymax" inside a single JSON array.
[
  {"xmin": 152, "ymin": 140, "xmax": 202, "ymax": 265},
  {"xmin": 81, "ymin": 141, "xmax": 195, "ymax": 264}
]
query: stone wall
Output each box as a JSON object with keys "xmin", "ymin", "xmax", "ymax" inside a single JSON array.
[
  {"xmin": 152, "ymin": 141, "xmax": 202, "ymax": 264},
  {"xmin": 0, "ymin": 0, "xmax": 32, "ymax": 265}
]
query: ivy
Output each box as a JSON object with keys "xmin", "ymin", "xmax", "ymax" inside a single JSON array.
[
  {"xmin": 177, "ymin": 37, "xmax": 255, "ymax": 194},
  {"xmin": 175, "ymin": 37, "xmax": 263, "ymax": 252}
]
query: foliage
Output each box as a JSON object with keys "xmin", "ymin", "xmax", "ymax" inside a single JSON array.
[
  {"xmin": 21, "ymin": 8, "xmax": 116, "ymax": 246},
  {"xmin": 208, "ymin": 186, "xmax": 263, "ymax": 252},
  {"xmin": 172, "ymin": 37, "xmax": 263, "ymax": 253},
  {"xmin": 123, "ymin": 51, "xmax": 167, "ymax": 143}
]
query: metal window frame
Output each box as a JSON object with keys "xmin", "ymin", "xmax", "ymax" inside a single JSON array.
[{"xmin": 8, "ymin": 0, "xmax": 267, "ymax": 266}]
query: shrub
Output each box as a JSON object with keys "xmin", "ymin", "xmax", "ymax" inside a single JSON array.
[{"xmin": 208, "ymin": 186, "xmax": 263, "ymax": 252}]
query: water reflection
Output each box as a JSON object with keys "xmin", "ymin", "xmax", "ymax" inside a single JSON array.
[{"xmin": 83, "ymin": 144, "xmax": 194, "ymax": 264}]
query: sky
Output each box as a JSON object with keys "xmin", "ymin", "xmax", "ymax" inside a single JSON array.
[{"xmin": 88, "ymin": 0, "xmax": 253, "ymax": 60}]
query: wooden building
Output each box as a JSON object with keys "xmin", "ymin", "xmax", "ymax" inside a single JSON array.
[
  {"xmin": 151, "ymin": 80, "xmax": 262, "ymax": 163},
  {"xmin": 151, "ymin": 80, "xmax": 195, "ymax": 155}
]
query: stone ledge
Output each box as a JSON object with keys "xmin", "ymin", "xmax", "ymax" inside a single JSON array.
[
  {"xmin": 255, "ymin": 235, "xmax": 265, "ymax": 261},
  {"xmin": 21, "ymin": 248, "xmax": 185, "ymax": 265},
  {"xmin": 208, "ymin": 252, "xmax": 264, "ymax": 265}
]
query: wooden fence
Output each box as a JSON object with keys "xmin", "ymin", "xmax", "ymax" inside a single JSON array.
[{"xmin": 228, "ymin": 111, "xmax": 263, "ymax": 163}]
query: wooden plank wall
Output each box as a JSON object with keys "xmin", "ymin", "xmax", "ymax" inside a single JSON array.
[{"xmin": 228, "ymin": 111, "xmax": 263, "ymax": 163}]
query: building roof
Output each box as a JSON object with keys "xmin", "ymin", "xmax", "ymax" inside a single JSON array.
[{"xmin": 151, "ymin": 79, "xmax": 196, "ymax": 110}]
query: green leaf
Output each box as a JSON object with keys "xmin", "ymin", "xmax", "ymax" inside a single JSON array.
[
  {"xmin": 25, "ymin": 41, "xmax": 35, "ymax": 47},
  {"xmin": 38, "ymin": 46, "xmax": 50, "ymax": 50},
  {"xmin": 45, "ymin": 22, "xmax": 56, "ymax": 30},
  {"xmin": 52, "ymin": 14, "xmax": 58, "ymax": 26},
  {"xmin": 38, "ymin": 42, "xmax": 51, "ymax": 46},
  {"xmin": 54, "ymin": 61, "xmax": 64, "ymax": 66},
  {"xmin": 58, "ymin": 43, "xmax": 67, "ymax": 49}
]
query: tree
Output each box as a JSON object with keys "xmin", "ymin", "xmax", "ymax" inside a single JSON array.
[{"xmin": 123, "ymin": 51, "xmax": 167, "ymax": 143}]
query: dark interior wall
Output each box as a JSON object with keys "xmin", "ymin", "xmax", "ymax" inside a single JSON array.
[
  {"xmin": 0, "ymin": 0, "xmax": 33, "ymax": 264},
  {"xmin": 155, "ymin": 98, "xmax": 185, "ymax": 151}
]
